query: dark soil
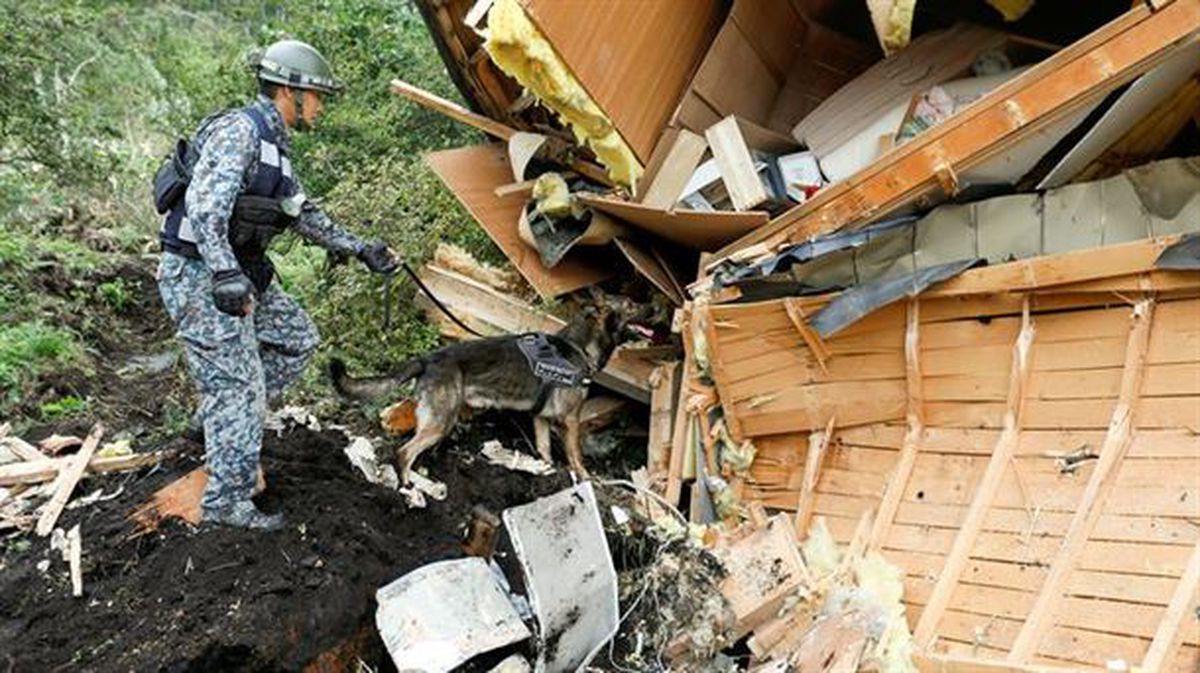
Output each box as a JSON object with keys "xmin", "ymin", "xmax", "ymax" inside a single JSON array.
[{"xmin": 0, "ymin": 416, "xmax": 572, "ymax": 672}]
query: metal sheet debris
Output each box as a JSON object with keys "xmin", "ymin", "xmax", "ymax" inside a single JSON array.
[
  {"xmin": 503, "ymin": 481, "xmax": 619, "ymax": 673},
  {"xmin": 375, "ymin": 557, "xmax": 532, "ymax": 673}
]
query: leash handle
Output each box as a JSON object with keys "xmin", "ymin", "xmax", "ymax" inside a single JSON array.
[{"xmin": 399, "ymin": 261, "xmax": 488, "ymax": 339}]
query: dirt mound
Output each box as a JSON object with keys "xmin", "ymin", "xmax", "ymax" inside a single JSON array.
[{"xmin": 0, "ymin": 416, "xmax": 571, "ymax": 672}]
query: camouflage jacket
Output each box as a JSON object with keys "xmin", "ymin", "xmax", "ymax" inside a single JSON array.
[{"xmin": 183, "ymin": 95, "xmax": 366, "ymax": 273}]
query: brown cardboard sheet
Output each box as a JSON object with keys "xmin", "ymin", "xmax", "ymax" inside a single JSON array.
[{"xmin": 577, "ymin": 193, "xmax": 768, "ymax": 252}]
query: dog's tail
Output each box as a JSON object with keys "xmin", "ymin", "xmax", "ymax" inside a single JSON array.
[{"xmin": 328, "ymin": 357, "xmax": 424, "ymax": 402}]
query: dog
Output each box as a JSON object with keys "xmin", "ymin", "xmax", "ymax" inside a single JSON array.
[{"xmin": 329, "ymin": 304, "xmax": 623, "ymax": 484}]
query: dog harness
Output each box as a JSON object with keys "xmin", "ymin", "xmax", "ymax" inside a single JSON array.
[{"xmin": 516, "ymin": 333, "xmax": 591, "ymax": 413}]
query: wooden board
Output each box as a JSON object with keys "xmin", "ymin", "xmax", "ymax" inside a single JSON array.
[
  {"xmin": 636, "ymin": 127, "xmax": 708, "ymax": 209},
  {"xmin": 425, "ymin": 144, "xmax": 613, "ymax": 298},
  {"xmin": 518, "ymin": 0, "xmax": 724, "ymax": 163},
  {"xmin": 577, "ymin": 193, "xmax": 768, "ymax": 251}
]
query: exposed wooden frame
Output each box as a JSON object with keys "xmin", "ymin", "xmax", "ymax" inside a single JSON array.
[
  {"xmin": 1141, "ymin": 541, "xmax": 1200, "ymax": 672},
  {"xmin": 913, "ymin": 298, "xmax": 1035, "ymax": 646},
  {"xmin": 793, "ymin": 415, "xmax": 836, "ymax": 538},
  {"xmin": 869, "ymin": 299, "xmax": 924, "ymax": 550},
  {"xmin": 1007, "ymin": 299, "xmax": 1156, "ymax": 662},
  {"xmin": 35, "ymin": 424, "xmax": 103, "ymax": 537},
  {"xmin": 713, "ymin": 1, "xmax": 1200, "ymax": 262}
]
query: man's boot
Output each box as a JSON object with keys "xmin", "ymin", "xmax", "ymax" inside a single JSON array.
[{"xmin": 201, "ymin": 500, "xmax": 284, "ymax": 531}]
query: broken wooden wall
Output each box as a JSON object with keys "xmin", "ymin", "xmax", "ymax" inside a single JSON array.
[{"xmin": 714, "ymin": 280, "xmax": 1200, "ymax": 671}]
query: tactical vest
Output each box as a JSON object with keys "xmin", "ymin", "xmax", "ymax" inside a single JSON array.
[{"xmin": 159, "ymin": 104, "xmax": 297, "ymax": 291}]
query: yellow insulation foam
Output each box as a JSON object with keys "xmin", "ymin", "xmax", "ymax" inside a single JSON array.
[
  {"xmin": 485, "ymin": 0, "xmax": 643, "ymax": 187},
  {"xmin": 986, "ymin": 0, "xmax": 1036, "ymax": 22}
]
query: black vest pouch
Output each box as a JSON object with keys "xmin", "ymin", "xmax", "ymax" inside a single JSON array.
[
  {"xmin": 229, "ymin": 194, "xmax": 297, "ymax": 293},
  {"xmin": 230, "ymin": 195, "xmax": 295, "ymax": 250},
  {"xmin": 152, "ymin": 138, "xmax": 192, "ymax": 214}
]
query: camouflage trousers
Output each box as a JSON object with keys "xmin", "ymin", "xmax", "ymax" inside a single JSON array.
[{"xmin": 157, "ymin": 253, "xmax": 319, "ymax": 510}]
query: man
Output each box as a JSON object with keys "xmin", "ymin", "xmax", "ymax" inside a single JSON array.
[{"xmin": 157, "ymin": 40, "xmax": 396, "ymax": 530}]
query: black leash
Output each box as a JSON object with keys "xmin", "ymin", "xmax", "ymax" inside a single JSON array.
[{"xmin": 385, "ymin": 261, "xmax": 487, "ymax": 339}]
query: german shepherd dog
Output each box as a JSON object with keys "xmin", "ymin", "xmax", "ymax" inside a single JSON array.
[{"xmin": 329, "ymin": 304, "xmax": 622, "ymax": 484}]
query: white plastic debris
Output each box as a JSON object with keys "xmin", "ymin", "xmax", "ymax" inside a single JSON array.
[
  {"xmin": 264, "ymin": 405, "xmax": 321, "ymax": 434},
  {"xmin": 503, "ymin": 482, "xmax": 619, "ymax": 673},
  {"xmin": 343, "ymin": 436, "xmax": 400, "ymax": 490},
  {"xmin": 401, "ymin": 470, "xmax": 448, "ymax": 509},
  {"xmin": 375, "ymin": 557, "xmax": 532, "ymax": 673},
  {"xmin": 482, "ymin": 439, "xmax": 555, "ymax": 476}
]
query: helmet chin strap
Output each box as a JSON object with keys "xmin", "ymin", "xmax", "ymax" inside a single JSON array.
[{"xmin": 291, "ymin": 88, "xmax": 309, "ymax": 131}]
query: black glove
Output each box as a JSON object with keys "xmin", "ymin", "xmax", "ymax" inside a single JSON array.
[
  {"xmin": 358, "ymin": 241, "xmax": 398, "ymax": 274},
  {"xmin": 211, "ymin": 269, "xmax": 253, "ymax": 317}
]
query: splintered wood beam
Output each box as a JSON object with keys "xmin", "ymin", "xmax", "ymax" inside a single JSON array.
[
  {"xmin": 869, "ymin": 299, "xmax": 923, "ymax": 550},
  {"xmin": 793, "ymin": 416, "xmax": 836, "ymax": 539},
  {"xmin": 713, "ymin": 0, "xmax": 1200, "ymax": 262},
  {"xmin": 1007, "ymin": 299, "xmax": 1155, "ymax": 662},
  {"xmin": 913, "ymin": 298, "xmax": 1035, "ymax": 647},
  {"xmin": 783, "ymin": 297, "xmax": 831, "ymax": 375},
  {"xmin": 1141, "ymin": 542, "xmax": 1200, "ymax": 673},
  {"xmin": 36, "ymin": 424, "xmax": 104, "ymax": 537}
]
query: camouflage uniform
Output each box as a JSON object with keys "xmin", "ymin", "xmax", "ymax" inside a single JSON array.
[{"xmin": 157, "ymin": 95, "xmax": 366, "ymax": 512}]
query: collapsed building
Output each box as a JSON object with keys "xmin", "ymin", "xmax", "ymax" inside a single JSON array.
[{"xmin": 393, "ymin": 0, "xmax": 1200, "ymax": 671}]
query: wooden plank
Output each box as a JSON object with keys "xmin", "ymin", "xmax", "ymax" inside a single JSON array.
[
  {"xmin": 925, "ymin": 237, "xmax": 1182, "ymax": 298},
  {"xmin": 714, "ymin": 2, "xmax": 1200, "ymax": 261},
  {"xmin": 914, "ymin": 301, "xmax": 1036, "ymax": 646},
  {"xmin": 390, "ymin": 78, "xmax": 609, "ymax": 185},
  {"xmin": 0, "ymin": 437, "xmax": 51, "ymax": 464},
  {"xmin": 870, "ymin": 299, "xmax": 924, "ymax": 551},
  {"xmin": 35, "ymin": 424, "xmax": 103, "ymax": 537},
  {"xmin": 915, "ymin": 652, "xmax": 1093, "ymax": 673},
  {"xmin": 647, "ymin": 362, "xmax": 682, "ymax": 481},
  {"xmin": 636, "ymin": 127, "xmax": 708, "ymax": 209},
  {"xmin": 706, "ymin": 115, "xmax": 768, "ymax": 211},
  {"xmin": 612, "ymin": 237, "xmax": 685, "ymax": 306},
  {"xmin": 576, "ymin": 192, "xmax": 768, "ymax": 251},
  {"xmin": 665, "ymin": 308, "xmax": 696, "ymax": 507},
  {"xmin": 1011, "ymin": 300, "xmax": 1157, "ymax": 661},
  {"xmin": 0, "ymin": 451, "xmax": 164, "ymax": 487},
  {"xmin": 424, "ymin": 144, "xmax": 613, "ymax": 299},
  {"xmin": 1142, "ymin": 543, "xmax": 1200, "ymax": 673},
  {"xmin": 794, "ymin": 416, "xmax": 835, "ymax": 538},
  {"xmin": 519, "ymin": 0, "xmax": 724, "ymax": 163}
]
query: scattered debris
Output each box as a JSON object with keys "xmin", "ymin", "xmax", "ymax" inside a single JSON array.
[{"xmin": 482, "ymin": 439, "xmax": 555, "ymax": 476}]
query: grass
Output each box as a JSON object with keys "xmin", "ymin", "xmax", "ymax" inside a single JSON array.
[{"xmin": 0, "ymin": 322, "xmax": 85, "ymax": 414}]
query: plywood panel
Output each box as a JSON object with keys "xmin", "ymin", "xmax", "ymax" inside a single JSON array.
[{"xmin": 519, "ymin": 0, "xmax": 724, "ymax": 162}]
